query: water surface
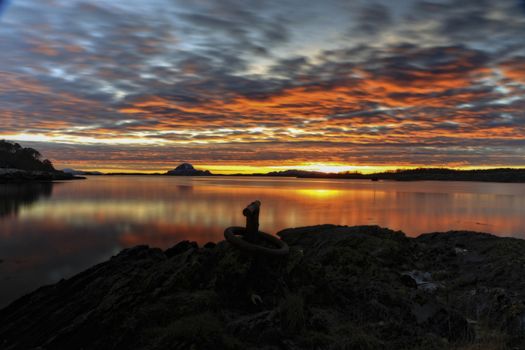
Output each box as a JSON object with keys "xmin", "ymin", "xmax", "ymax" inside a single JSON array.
[{"xmin": 1, "ymin": 175, "xmax": 525, "ymax": 307}]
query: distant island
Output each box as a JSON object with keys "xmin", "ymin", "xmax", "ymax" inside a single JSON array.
[
  {"xmin": 0, "ymin": 140, "xmax": 83, "ymax": 182},
  {"xmin": 166, "ymin": 163, "xmax": 212, "ymax": 176},
  {"xmin": 62, "ymin": 168, "xmax": 103, "ymax": 176}
]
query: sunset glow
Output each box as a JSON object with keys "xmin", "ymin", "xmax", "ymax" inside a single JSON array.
[{"xmin": 1, "ymin": 0, "xmax": 525, "ymax": 172}]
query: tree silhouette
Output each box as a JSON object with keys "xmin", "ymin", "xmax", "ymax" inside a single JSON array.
[{"xmin": 0, "ymin": 140, "xmax": 56, "ymax": 172}]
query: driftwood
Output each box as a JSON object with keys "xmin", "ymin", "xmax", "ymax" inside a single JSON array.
[{"xmin": 224, "ymin": 200, "xmax": 289, "ymax": 256}]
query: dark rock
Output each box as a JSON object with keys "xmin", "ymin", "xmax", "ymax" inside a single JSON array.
[
  {"xmin": 0, "ymin": 226, "xmax": 524, "ymax": 349},
  {"xmin": 400, "ymin": 274, "xmax": 418, "ymax": 289},
  {"xmin": 226, "ymin": 310, "xmax": 278, "ymax": 338},
  {"xmin": 164, "ymin": 241, "xmax": 198, "ymax": 257},
  {"xmin": 427, "ymin": 306, "xmax": 474, "ymax": 343},
  {"xmin": 203, "ymin": 242, "xmax": 216, "ymax": 249}
]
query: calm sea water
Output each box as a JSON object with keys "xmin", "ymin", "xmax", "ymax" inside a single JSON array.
[{"xmin": 1, "ymin": 175, "xmax": 525, "ymax": 307}]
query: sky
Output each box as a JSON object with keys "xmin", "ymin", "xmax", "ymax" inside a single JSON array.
[{"xmin": 1, "ymin": 0, "xmax": 525, "ymax": 173}]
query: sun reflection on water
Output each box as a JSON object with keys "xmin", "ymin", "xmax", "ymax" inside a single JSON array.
[
  {"xmin": 1, "ymin": 176, "xmax": 525, "ymax": 308},
  {"xmin": 296, "ymin": 188, "xmax": 342, "ymax": 198}
]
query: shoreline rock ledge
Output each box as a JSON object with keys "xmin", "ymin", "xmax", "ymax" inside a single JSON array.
[{"xmin": 1, "ymin": 225, "xmax": 524, "ymax": 349}]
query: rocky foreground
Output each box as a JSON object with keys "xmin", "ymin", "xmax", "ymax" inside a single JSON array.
[{"xmin": 1, "ymin": 226, "xmax": 524, "ymax": 350}]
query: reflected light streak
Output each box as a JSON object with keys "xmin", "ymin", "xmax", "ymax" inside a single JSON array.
[{"xmin": 296, "ymin": 189, "xmax": 342, "ymax": 198}]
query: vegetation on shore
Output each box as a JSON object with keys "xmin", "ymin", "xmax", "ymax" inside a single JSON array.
[
  {"xmin": 0, "ymin": 140, "xmax": 81, "ymax": 182},
  {"xmin": 1, "ymin": 225, "xmax": 524, "ymax": 349},
  {"xmin": 0, "ymin": 140, "xmax": 55, "ymax": 172},
  {"xmin": 78, "ymin": 166, "xmax": 525, "ymax": 183}
]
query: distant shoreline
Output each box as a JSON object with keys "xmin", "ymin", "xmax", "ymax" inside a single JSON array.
[
  {"xmin": 0, "ymin": 169, "xmax": 85, "ymax": 183},
  {"xmin": 6, "ymin": 167, "xmax": 525, "ymax": 184}
]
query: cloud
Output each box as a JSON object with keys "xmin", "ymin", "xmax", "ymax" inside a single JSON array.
[{"xmin": 1, "ymin": 0, "xmax": 525, "ymax": 170}]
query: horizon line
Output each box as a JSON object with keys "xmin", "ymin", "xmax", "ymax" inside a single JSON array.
[{"xmin": 62, "ymin": 164, "xmax": 525, "ymax": 176}]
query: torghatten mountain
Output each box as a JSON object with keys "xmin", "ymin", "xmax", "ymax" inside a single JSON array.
[{"xmin": 166, "ymin": 163, "xmax": 212, "ymax": 176}]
